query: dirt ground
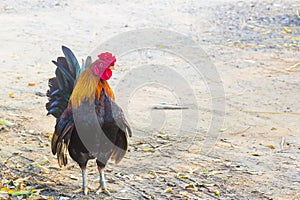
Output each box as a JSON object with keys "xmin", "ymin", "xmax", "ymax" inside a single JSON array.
[{"xmin": 0, "ymin": 0, "xmax": 299, "ymax": 199}]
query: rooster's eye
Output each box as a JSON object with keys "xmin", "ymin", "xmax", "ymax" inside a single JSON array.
[{"xmin": 99, "ymin": 63, "xmax": 103, "ymax": 67}]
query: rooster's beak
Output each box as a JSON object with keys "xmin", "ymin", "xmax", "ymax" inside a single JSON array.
[{"xmin": 109, "ymin": 66, "xmax": 115, "ymax": 70}]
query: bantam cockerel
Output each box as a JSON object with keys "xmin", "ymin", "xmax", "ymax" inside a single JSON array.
[{"xmin": 46, "ymin": 46, "xmax": 132, "ymax": 195}]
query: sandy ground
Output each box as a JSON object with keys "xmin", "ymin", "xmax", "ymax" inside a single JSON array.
[{"xmin": 0, "ymin": 0, "xmax": 299, "ymax": 199}]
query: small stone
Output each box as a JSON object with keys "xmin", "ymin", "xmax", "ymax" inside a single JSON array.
[{"xmin": 35, "ymin": 92, "xmax": 45, "ymax": 97}]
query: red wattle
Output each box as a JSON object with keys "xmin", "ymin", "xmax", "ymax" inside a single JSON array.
[{"xmin": 100, "ymin": 69, "xmax": 112, "ymax": 80}]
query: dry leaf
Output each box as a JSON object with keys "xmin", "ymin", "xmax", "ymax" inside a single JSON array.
[
  {"xmin": 8, "ymin": 93, "xmax": 14, "ymax": 98},
  {"xmin": 44, "ymin": 133, "xmax": 52, "ymax": 139},
  {"xmin": 267, "ymin": 145, "xmax": 275, "ymax": 149},
  {"xmin": 142, "ymin": 147, "xmax": 153, "ymax": 152},
  {"xmin": 251, "ymin": 153, "xmax": 260, "ymax": 156},
  {"xmin": 177, "ymin": 174, "xmax": 188, "ymax": 179},
  {"xmin": 284, "ymin": 28, "xmax": 292, "ymax": 33},
  {"xmin": 164, "ymin": 188, "xmax": 172, "ymax": 193},
  {"xmin": 28, "ymin": 82, "xmax": 36, "ymax": 86},
  {"xmin": 69, "ymin": 175, "xmax": 78, "ymax": 180},
  {"xmin": 217, "ymin": 128, "xmax": 227, "ymax": 132},
  {"xmin": 270, "ymin": 127, "xmax": 277, "ymax": 131},
  {"xmin": 185, "ymin": 183, "xmax": 196, "ymax": 190},
  {"xmin": 0, "ymin": 120, "xmax": 14, "ymax": 127}
]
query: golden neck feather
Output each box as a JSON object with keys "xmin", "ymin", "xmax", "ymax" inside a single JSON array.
[{"xmin": 69, "ymin": 67, "xmax": 115, "ymax": 108}]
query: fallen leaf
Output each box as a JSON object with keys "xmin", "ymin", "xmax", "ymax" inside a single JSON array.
[
  {"xmin": 217, "ymin": 128, "xmax": 227, "ymax": 132},
  {"xmin": 0, "ymin": 120, "xmax": 14, "ymax": 127},
  {"xmin": 177, "ymin": 173, "xmax": 188, "ymax": 179},
  {"xmin": 149, "ymin": 171, "xmax": 157, "ymax": 177},
  {"xmin": 185, "ymin": 183, "xmax": 195, "ymax": 190},
  {"xmin": 11, "ymin": 190, "xmax": 33, "ymax": 197},
  {"xmin": 267, "ymin": 145, "xmax": 275, "ymax": 149},
  {"xmin": 214, "ymin": 189, "xmax": 220, "ymax": 196},
  {"xmin": 251, "ymin": 153, "xmax": 260, "ymax": 156},
  {"xmin": 164, "ymin": 188, "xmax": 172, "ymax": 193},
  {"xmin": 28, "ymin": 82, "xmax": 36, "ymax": 86},
  {"xmin": 44, "ymin": 133, "xmax": 52, "ymax": 139},
  {"xmin": 0, "ymin": 187, "xmax": 10, "ymax": 192},
  {"xmin": 8, "ymin": 93, "xmax": 14, "ymax": 98},
  {"xmin": 284, "ymin": 28, "xmax": 292, "ymax": 33},
  {"xmin": 69, "ymin": 175, "xmax": 78, "ymax": 180},
  {"xmin": 142, "ymin": 147, "xmax": 153, "ymax": 152},
  {"xmin": 270, "ymin": 127, "xmax": 277, "ymax": 131}
]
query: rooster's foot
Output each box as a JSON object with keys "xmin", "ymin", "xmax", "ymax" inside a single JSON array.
[{"xmin": 96, "ymin": 187, "xmax": 111, "ymax": 196}]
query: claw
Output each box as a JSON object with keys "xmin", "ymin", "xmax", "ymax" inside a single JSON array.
[
  {"xmin": 96, "ymin": 187, "xmax": 111, "ymax": 196},
  {"xmin": 96, "ymin": 166, "xmax": 111, "ymax": 196}
]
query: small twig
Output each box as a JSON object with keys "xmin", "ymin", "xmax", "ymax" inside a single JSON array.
[
  {"xmin": 113, "ymin": 197, "xmax": 132, "ymax": 200},
  {"xmin": 152, "ymin": 103, "xmax": 188, "ymax": 110},
  {"xmin": 242, "ymin": 57, "xmax": 295, "ymax": 63},
  {"xmin": 285, "ymin": 62, "xmax": 300, "ymax": 71},
  {"xmin": 155, "ymin": 143, "xmax": 173, "ymax": 151}
]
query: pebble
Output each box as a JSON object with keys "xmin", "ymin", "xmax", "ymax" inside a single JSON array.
[{"xmin": 35, "ymin": 92, "xmax": 46, "ymax": 97}]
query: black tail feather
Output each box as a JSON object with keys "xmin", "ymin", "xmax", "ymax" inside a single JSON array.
[
  {"xmin": 62, "ymin": 46, "xmax": 81, "ymax": 80},
  {"xmin": 46, "ymin": 46, "xmax": 81, "ymax": 118}
]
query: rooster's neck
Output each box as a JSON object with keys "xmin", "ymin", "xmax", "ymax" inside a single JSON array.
[{"xmin": 69, "ymin": 67, "xmax": 115, "ymax": 108}]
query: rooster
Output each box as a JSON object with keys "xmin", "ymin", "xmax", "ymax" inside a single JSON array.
[{"xmin": 46, "ymin": 46, "xmax": 132, "ymax": 195}]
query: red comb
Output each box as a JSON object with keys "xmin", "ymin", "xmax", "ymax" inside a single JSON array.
[{"xmin": 97, "ymin": 52, "xmax": 116, "ymax": 68}]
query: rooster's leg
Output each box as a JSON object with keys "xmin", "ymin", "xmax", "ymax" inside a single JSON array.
[
  {"xmin": 96, "ymin": 166, "xmax": 111, "ymax": 195},
  {"xmin": 81, "ymin": 167, "xmax": 88, "ymax": 195}
]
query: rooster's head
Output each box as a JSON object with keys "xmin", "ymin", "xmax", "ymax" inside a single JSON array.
[{"xmin": 93, "ymin": 52, "xmax": 116, "ymax": 80}]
